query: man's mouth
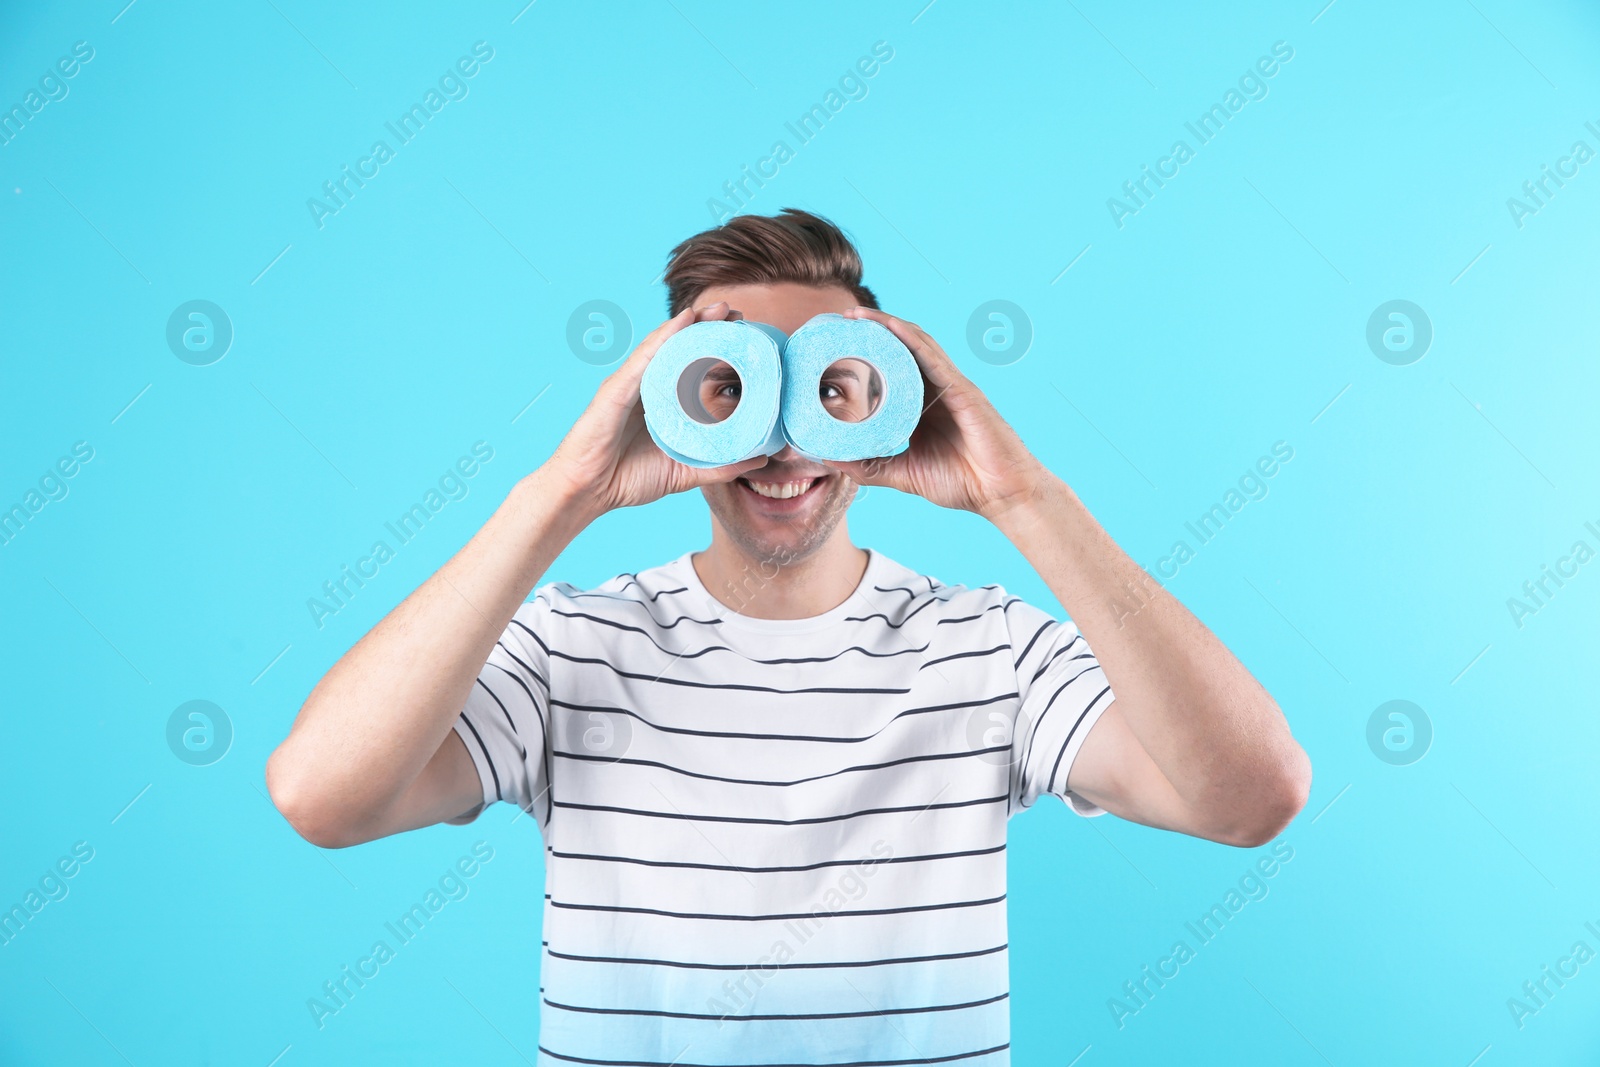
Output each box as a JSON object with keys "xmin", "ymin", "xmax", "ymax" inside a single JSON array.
[{"xmin": 737, "ymin": 474, "xmax": 828, "ymax": 503}]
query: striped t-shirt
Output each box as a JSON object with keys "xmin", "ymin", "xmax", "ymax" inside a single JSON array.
[{"xmin": 452, "ymin": 548, "xmax": 1116, "ymax": 1066}]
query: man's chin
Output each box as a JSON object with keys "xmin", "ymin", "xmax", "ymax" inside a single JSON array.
[{"xmin": 706, "ymin": 470, "xmax": 855, "ymax": 561}]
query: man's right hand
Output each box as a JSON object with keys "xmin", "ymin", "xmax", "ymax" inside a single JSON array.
[
  {"xmin": 542, "ymin": 301, "xmax": 773, "ymax": 517},
  {"xmin": 266, "ymin": 301, "xmax": 774, "ymax": 849}
]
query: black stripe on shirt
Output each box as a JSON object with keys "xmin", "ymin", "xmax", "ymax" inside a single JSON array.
[
  {"xmin": 572, "ymin": 577, "xmax": 689, "ymax": 603},
  {"xmin": 545, "ymin": 607, "xmax": 735, "ymax": 659},
  {"xmin": 1027, "ymin": 637, "xmax": 1085, "ymax": 685},
  {"xmin": 935, "ymin": 601, "xmax": 1012, "ymax": 626},
  {"xmin": 541, "ymin": 596, "xmax": 724, "ymax": 630},
  {"xmin": 1017, "ymin": 662, "xmax": 1108, "ymax": 786},
  {"xmin": 547, "ymin": 691, "xmax": 1016, "ymax": 745},
  {"xmin": 844, "ymin": 595, "xmax": 947, "ymax": 630},
  {"xmin": 544, "ymin": 942, "xmax": 1008, "ymax": 972},
  {"xmin": 509, "ymin": 616, "xmax": 552, "ymax": 656},
  {"xmin": 547, "ymin": 607, "xmax": 934, "ymax": 665},
  {"xmin": 546, "ymin": 650, "xmax": 912, "ymax": 696},
  {"xmin": 921, "ymin": 644, "xmax": 1010, "ymax": 670},
  {"xmin": 456, "ymin": 712, "xmax": 502, "ymax": 803},
  {"xmin": 537, "ymin": 1041, "xmax": 1010, "ymax": 1067},
  {"xmin": 550, "ymin": 792, "xmax": 1007, "ymax": 827},
  {"xmin": 552, "ymin": 743, "xmax": 1010, "ymax": 787},
  {"xmin": 1047, "ymin": 684, "xmax": 1113, "ymax": 795},
  {"xmin": 484, "ymin": 662, "xmax": 553, "ymax": 823},
  {"xmin": 1012, "ymin": 619, "xmax": 1054, "ymax": 670},
  {"xmin": 548, "ymin": 843, "xmax": 1005, "ymax": 873},
  {"xmin": 547, "ymin": 893, "xmax": 1005, "ymax": 922},
  {"xmin": 494, "ymin": 639, "xmax": 550, "ymax": 692},
  {"xmin": 543, "ymin": 990, "xmax": 1008, "ymax": 1022},
  {"xmin": 475, "ymin": 675, "xmax": 527, "ymax": 761}
]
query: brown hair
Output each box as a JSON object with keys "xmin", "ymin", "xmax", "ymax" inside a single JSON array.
[{"xmin": 663, "ymin": 208, "xmax": 879, "ymax": 316}]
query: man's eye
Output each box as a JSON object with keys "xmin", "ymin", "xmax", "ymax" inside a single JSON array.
[
  {"xmin": 716, "ymin": 383, "xmax": 741, "ymax": 398},
  {"xmin": 820, "ymin": 383, "xmax": 842, "ymax": 399}
]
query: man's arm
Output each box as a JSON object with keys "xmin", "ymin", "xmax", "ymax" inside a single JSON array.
[
  {"xmin": 265, "ymin": 302, "xmax": 768, "ymax": 849},
  {"xmin": 264, "ymin": 469, "xmax": 589, "ymax": 848},
  {"xmin": 834, "ymin": 307, "xmax": 1311, "ymax": 848},
  {"xmin": 992, "ymin": 476, "xmax": 1310, "ymax": 846}
]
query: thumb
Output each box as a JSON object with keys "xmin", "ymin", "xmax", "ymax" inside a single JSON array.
[
  {"xmin": 684, "ymin": 453, "xmax": 773, "ymax": 489},
  {"xmin": 829, "ymin": 453, "xmax": 907, "ymax": 490}
]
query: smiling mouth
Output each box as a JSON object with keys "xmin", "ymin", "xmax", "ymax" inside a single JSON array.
[{"xmin": 738, "ymin": 475, "xmax": 828, "ymax": 501}]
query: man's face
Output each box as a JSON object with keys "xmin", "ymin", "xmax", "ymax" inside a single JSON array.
[{"xmin": 689, "ymin": 282, "xmax": 867, "ymax": 564}]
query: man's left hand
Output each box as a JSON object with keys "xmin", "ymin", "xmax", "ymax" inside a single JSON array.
[{"xmin": 829, "ymin": 307, "xmax": 1051, "ymax": 523}]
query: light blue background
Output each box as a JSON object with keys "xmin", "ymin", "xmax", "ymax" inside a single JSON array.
[{"xmin": 3, "ymin": 1, "xmax": 1598, "ymax": 1064}]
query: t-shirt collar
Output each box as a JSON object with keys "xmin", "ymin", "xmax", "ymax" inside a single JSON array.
[{"xmin": 672, "ymin": 548, "xmax": 892, "ymax": 634}]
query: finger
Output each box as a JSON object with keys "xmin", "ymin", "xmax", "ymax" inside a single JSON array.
[
  {"xmin": 841, "ymin": 306, "xmax": 964, "ymax": 392},
  {"xmin": 692, "ymin": 300, "xmax": 734, "ymax": 322},
  {"xmin": 646, "ymin": 303, "xmax": 702, "ymax": 345},
  {"xmin": 627, "ymin": 300, "xmax": 730, "ymax": 377},
  {"xmin": 826, "ymin": 452, "xmax": 908, "ymax": 492},
  {"xmin": 609, "ymin": 299, "xmax": 744, "ymax": 405},
  {"xmin": 596, "ymin": 301, "xmax": 748, "ymax": 430},
  {"xmin": 616, "ymin": 300, "xmax": 736, "ymax": 393},
  {"xmin": 594, "ymin": 304, "xmax": 703, "ymax": 411},
  {"xmin": 619, "ymin": 304, "xmax": 697, "ymax": 372},
  {"xmin": 686, "ymin": 453, "xmax": 772, "ymax": 487}
]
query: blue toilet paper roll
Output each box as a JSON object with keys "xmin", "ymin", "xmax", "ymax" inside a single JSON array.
[
  {"xmin": 779, "ymin": 313, "xmax": 924, "ymax": 463},
  {"xmin": 640, "ymin": 320, "xmax": 789, "ymax": 468}
]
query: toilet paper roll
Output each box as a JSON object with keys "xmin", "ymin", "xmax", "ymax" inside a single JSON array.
[
  {"xmin": 640, "ymin": 320, "xmax": 789, "ymax": 468},
  {"xmin": 779, "ymin": 313, "xmax": 925, "ymax": 463}
]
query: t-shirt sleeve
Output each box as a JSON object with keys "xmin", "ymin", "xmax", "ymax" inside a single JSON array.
[
  {"xmin": 1003, "ymin": 596, "xmax": 1116, "ymax": 818},
  {"xmin": 450, "ymin": 596, "xmax": 553, "ymax": 829}
]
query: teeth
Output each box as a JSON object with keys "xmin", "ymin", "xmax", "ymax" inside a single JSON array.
[{"xmin": 747, "ymin": 479, "xmax": 815, "ymax": 499}]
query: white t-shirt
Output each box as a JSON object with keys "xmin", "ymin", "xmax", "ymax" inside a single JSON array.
[{"xmin": 452, "ymin": 548, "xmax": 1115, "ymax": 1065}]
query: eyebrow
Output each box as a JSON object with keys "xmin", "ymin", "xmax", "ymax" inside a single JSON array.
[
  {"xmin": 821, "ymin": 368, "xmax": 859, "ymax": 382},
  {"xmin": 702, "ymin": 367, "xmax": 741, "ymax": 382}
]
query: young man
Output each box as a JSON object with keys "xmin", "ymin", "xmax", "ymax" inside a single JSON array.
[{"xmin": 266, "ymin": 209, "xmax": 1311, "ymax": 1064}]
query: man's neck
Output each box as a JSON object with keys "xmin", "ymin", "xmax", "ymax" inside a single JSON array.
[{"xmin": 691, "ymin": 528, "xmax": 869, "ymax": 620}]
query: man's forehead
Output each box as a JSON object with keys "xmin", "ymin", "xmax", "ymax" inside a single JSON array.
[{"xmin": 692, "ymin": 282, "xmax": 858, "ymax": 334}]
